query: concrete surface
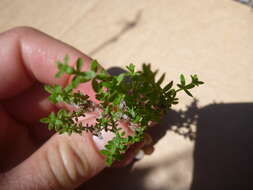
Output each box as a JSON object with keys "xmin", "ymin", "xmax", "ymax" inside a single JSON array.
[{"xmin": 0, "ymin": 0, "xmax": 253, "ymax": 189}]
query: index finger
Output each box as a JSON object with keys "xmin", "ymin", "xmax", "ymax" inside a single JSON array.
[
  {"xmin": 0, "ymin": 27, "xmax": 95, "ymax": 123},
  {"xmin": 0, "ymin": 26, "xmax": 92, "ymax": 99}
]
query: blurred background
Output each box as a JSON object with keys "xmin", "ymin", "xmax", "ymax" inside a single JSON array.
[{"xmin": 1, "ymin": 0, "xmax": 253, "ymax": 189}]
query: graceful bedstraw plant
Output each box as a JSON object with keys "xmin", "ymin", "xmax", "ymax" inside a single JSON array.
[{"xmin": 40, "ymin": 56, "xmax": 204, "ymax": 166}]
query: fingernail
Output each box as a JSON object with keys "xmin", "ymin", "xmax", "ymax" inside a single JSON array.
[
  {"xmin": 79, "ymin": 115, "xmax": 115, "ymax": 151},
  {"xmin": 134, "ymin": 150, "xmax": 145, "ymax": 160},
  {"xmin": 144, "ymin": 133, "xmax": 153, "ymax": 145},
  {"xmin": 92, "ymin": 130, "xmax": 115, "ymax": 150},
  {"xmin": 92, "ymin": 121, "xmax": 133, "ymax": 150},
  {"xmin": 143, "ymin": 145, "xmax": 155, "ymax": 155}
]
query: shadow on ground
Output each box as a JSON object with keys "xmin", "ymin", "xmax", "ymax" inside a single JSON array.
[
  {"xmin": 191, "ymin": 102, "xmax": 253, "ymax": 190},
  {"xmin": 89, "ymin": 11, "xmax": 142, "ymax": 56},
  {"xmin": 78, "ymin": 68, "xmax": 253, "ymax": 190}
]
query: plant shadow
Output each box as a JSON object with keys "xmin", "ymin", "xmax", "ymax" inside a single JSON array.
[
  {"xmin": 191, "ymin": 102, "xmax": 253, "ymax": 190},
  {"xmin": 78, "ymin": 67, "xmax": 253, "ymax": 190}
]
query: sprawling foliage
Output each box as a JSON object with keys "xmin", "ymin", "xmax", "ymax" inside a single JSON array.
[{"xmin": 41, "ymin": 56, "xmax": 204, "ymax": 166}]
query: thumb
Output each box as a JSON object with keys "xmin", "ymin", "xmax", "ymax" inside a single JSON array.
[{"xmin": 1, "ymin": 116, "xmax": 111, "ymax": 190}]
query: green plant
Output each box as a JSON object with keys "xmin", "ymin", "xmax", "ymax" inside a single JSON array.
[{"xmin": 40, "ymin": 56, "xmax": 204, "ymax": 166}]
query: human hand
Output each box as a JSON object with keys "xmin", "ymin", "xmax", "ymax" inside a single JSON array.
[{"xmin": 0, "ymin": 27, "xmax": 137, "ymax": 190}]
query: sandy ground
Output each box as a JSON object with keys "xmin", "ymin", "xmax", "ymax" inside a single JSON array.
[{"xmin": 0, "ymin": 0, "xmax": 253, "ymax": 189}]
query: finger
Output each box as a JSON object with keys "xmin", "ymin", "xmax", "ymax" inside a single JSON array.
[
  {"xmin": 0, "ymin": 117, "xmax": 133, "ymax": 190},
  {"xmin": 0, "ymin": 26, "xmax": 96, "ymax": 124},
  {"xmin": 2, "ymin": 82, "xmax": 56, "ymax": 125}
]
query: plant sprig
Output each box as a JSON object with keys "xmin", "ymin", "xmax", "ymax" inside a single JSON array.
[{"xmin": 40, "ymin": 56, "xmax": 204, "ymax": 166}]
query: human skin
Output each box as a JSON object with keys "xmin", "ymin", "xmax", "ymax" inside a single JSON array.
[{"xmin": 0, "ymin": 27, "xmax": 136, "ymax": 190}]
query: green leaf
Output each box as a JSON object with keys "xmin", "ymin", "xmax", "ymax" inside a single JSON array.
[
  {"xmin": 100, "ymin": 149, "xmax": 111, "ymax": 156},
  {"xmin": 54, "ymin": 85, "xmax": 62, "ymax": 93},
  {"xmin": 157, "ymin": 73, "xmax": 165, "ymax": 86},
  {"xmin": 55, "ymin": 63, "xmax": 74, "ymax": 77},
  {"xmin": 105, "ymin": 144, "xmax": 113, "ymax": 149},
  {"xmin": 106, "ymin": 156, "xmax": 113, "ymax": 166},
  {"xmin": 64, "ymin": 83, "xmax": 74, "ymax": 93},
  {"xmin": 49, "ymin": 112, "xmax": 56, "ymax": 120},
  {"xmin": 109, "ymin": 91, "xmax": 117, "ymax": 102},
  {"xmin": 170, "ymin": 89, "xmax": 177, "ymax": 98},
  {"xmin": 190, "ymin": 74, "xmax": 204, "ymax": 86},
  {"xmin": 57, "ymin": 109, "xmax": 65, "ymax": 118},
  {"xmin": 113, "ymin": 95, "xmax": 122, "ymax": 105},
  {"xmin": 116, "ymin": 73, "xmax": 125, "ymax": 85},
  {"xmin": 48, "ymin": 95, "xmax": 57, "ymax": 103},
  {"xmin": 180, "ymin": 74, "xmax": 186, "ymax": 86},
  {"xmin": 63, "ymin": 55, "xmax": 69, "ymax": 64},
  {"xmin": 82, "ymin": 71, "xmax": 96, "ymax": 81},
  {"xmin": 101, "ymin": 81, "xmax": 113, "ymax": 88},
  {"xmin": 183, "ymin": 89, "xmax": 193, "ymax": 97},
  {"xmin": 126, "ymin": 64, "xmax": 135, "ymax": 73},
  {"xmin": 55, "ymin": 95, "xmax": 64, "ymax": 102},
  {"xmin": 76, "ymin": 58, "xmax": 83, "ymax": 71},
  {"xmin": 185, "ymin": 83, "xmax": 195, "ymax": 89},
  {"xmin": 55, "ymin": 71, "xmax": 64, "ymax": 78},
  {"xmin": 192, "ymin": 74, "xmax": 198, "ymax": 80},
  {"xmin": 197, "ymin": 81, "xmax": 204, "ymax": 85},
  {"xmin": 163, "ymin": 81, "xmax": 173, "ymax": 92},
  {"xmin": 90, "ymin": 60, "xmax": 98, "ymax": 72},
  {"xmin": 48, "ymin": 123, "xmax": 54, "ymax": 130},
  {"xmin": 44, "ymin": 85, "xmax": 54, "ymax": 94},
  {"xmin": 92, "ymin": 79, "xmax": 100, "ymax": 92},
  {"xmin": 177, "ymin": 84, "xmax": 183, "ymax": 89},
  {"xmin": 65, "ymin": 66, "xmax": 74, "ymax": 74},
  {"xmin": 40, "ymin": 118, "xmax": 49, "ymax": 123},
  {"xmin": 97, "ymin": 70, "xmax": 109, "ymax": 80},
  {"xmin": 172, "ymin": 100, "xmax": 179, "ymax": 104}
]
